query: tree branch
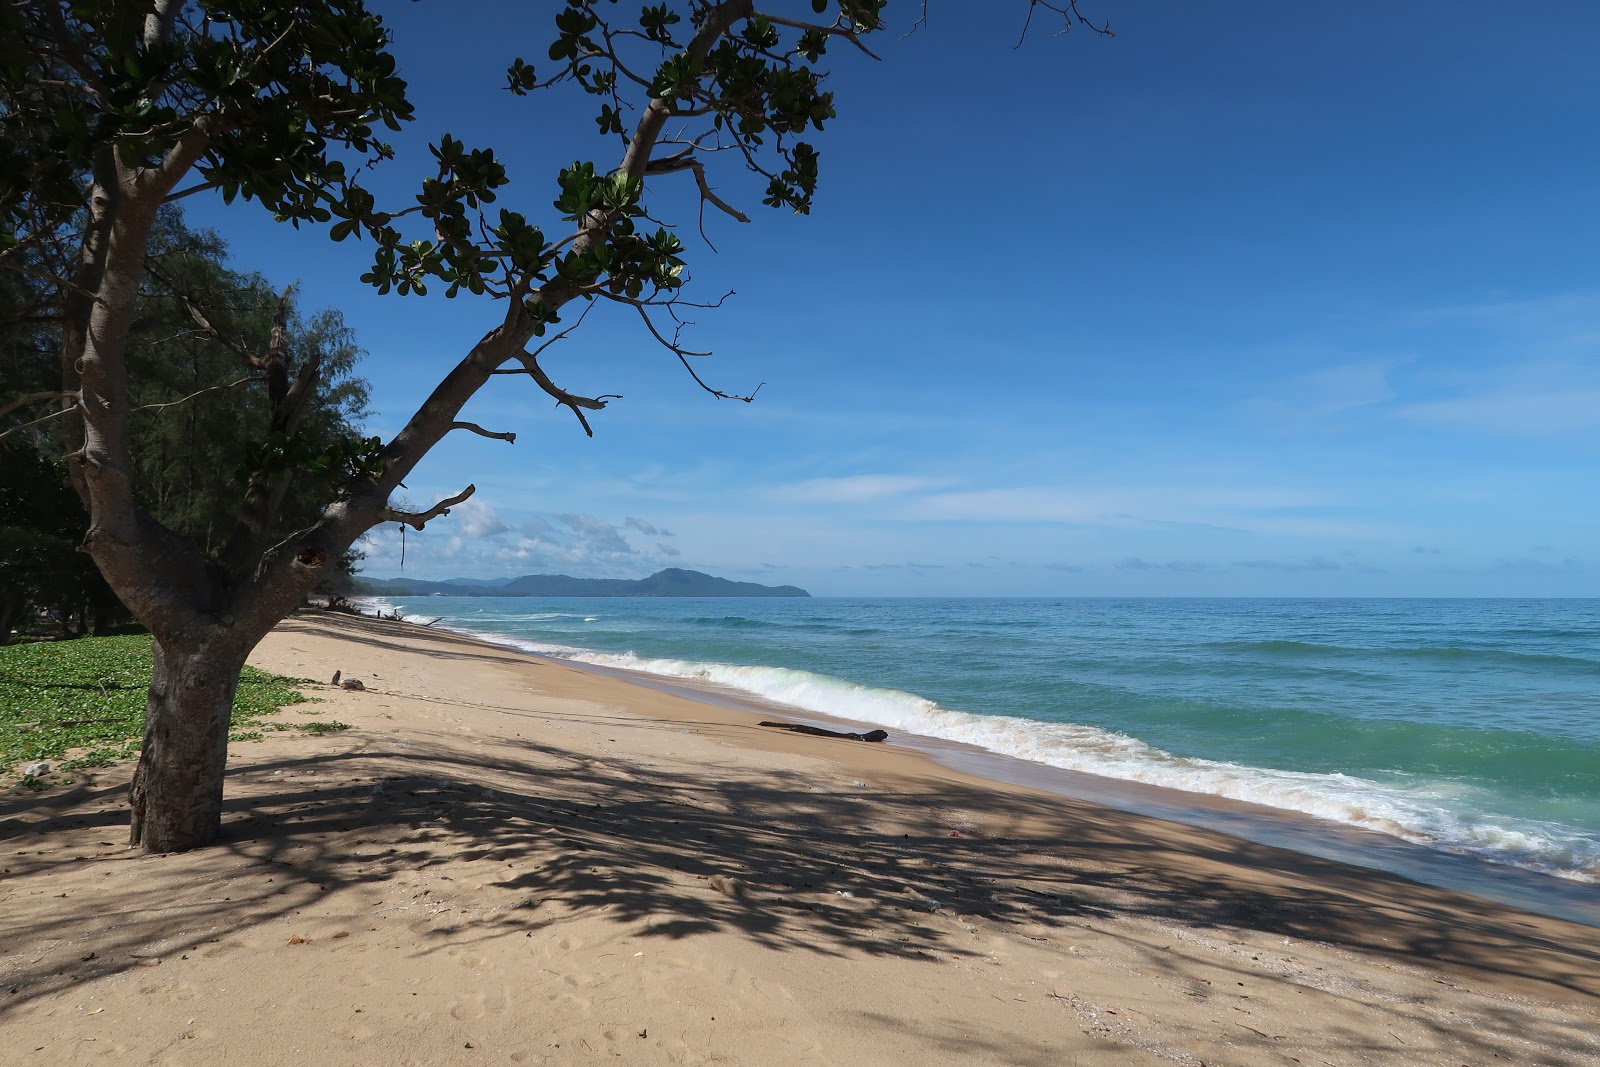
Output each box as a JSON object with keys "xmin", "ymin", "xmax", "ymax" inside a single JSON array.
[
  {"xmin": 758, "ymin": 12, "xmax": 883, "ymax": 60},
  {"xmin": 163, "ymin": 180, "xmax": 220, "ymax": 204},
  {"xmin": 1016, "ymin": 0, "xmax": 1115, "ymax": 47},
  {"xmin": 500, "ymin": 348, "xmax": 619, "ymax": 438},
  {"xmin": 146, "ymin": 259, "xmax": 263, "ymax": 367},
  {"xmin": 450, "ymin": 421, "xmax": 517, "ymax": 444},
  {"xmin": 0, "ymin": 390, "xmax": 76, "ymax": 423},
  {"xmin": 0, "ymin": 402, "xmax": 79, "ymax": 443},
  {"xmin": 383, "ymin": 484, "xmax": 476, "ymax": 530},
  {"xmin": 135, "ymin": 374, "xmax": 264, "ymax": 414},
  {"xmin": 619, "ymin": 301, "xmax": 761, "ymax": 402}
]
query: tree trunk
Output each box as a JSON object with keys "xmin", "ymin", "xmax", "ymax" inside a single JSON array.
[
  {"xmin": 0, "ymin": 597, "xmax": 17, "ymax": 646},
  {"xmin": 128, "ymin": 638, "xmax": 246, "ymax": 852},
  {"xmin": 90, "ymin": 583, "xmax": 123, "ymax": 636}
]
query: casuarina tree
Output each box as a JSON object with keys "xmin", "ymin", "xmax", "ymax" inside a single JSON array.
[
  {"xmin": 0, "ymin": 0, "xmax": 1106, "ymax": 852},
  {"xmin": 3, "ymin": 207, "xmax": 371, "ymax": 641}
]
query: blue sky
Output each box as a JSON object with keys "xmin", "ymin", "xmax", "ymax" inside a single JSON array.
[{"xmin": 184, "ymin": 1, "xmax": 1600, "ymax": 595}]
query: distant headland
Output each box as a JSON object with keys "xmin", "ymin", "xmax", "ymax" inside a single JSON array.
[{"xmin": 356, "ymin": 567, "xmax": 810, "ymax": 598}]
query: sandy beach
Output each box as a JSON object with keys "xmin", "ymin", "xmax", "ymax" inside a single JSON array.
[{"xmin": 3, "ymin": 610, "xmax": 1597, "ymax": 1066}]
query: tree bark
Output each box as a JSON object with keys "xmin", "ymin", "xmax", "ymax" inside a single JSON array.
[{"xmin": 127, "ymin": 637, "xmax": 247, "ymax": 852}]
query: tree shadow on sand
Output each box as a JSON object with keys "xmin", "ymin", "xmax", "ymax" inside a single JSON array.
[{"xmin": 4, "ymin": 668, "xmax": 1599, "ymax": 1063}]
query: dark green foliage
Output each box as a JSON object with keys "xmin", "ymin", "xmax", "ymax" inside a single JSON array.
[
  {"xmin": 130, "ymin": 211, "xmax": 373, "ymax": 559},
  {"xmin": 0, "ymin": 207, "xmax": 372, "ymax": 631},
  {"xmin": 0, "ymin": 442, "xmax": 106, "ymax": 640},
  {"xmin": 0, "ymin": 633, "xmax": 346, "ymax": 783},
  {"xmin": 0, "ymin": 261, "xmax": 111, "ymax": 640},
  {"xmin": 0, "ymin": 0, "xmax": 413, "ymax": 253}
]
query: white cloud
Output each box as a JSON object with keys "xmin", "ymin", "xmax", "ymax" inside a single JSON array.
[
  {"xmin": 452, "ymin": 498, "xmax": 509, "ymax": 539},
  {"xmin": 360, "ymin": 510, "xmax": 681, "ymax": 579},
  {"xmin": 557, "ymin": 512, "xmax": 633, "ymax": 555},
  {"xmin": 625, "ymin": 516, "xmax": 674, "ymax": 537}
]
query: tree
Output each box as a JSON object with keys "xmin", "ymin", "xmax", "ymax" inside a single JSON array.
[
  {"xmin": 1, "ymin": 207, "xmax": 370, "ymax": 639},
  {"xmin": 127, "ymin": 210, "xmax": 372, "ymax": 568},
  {"xmin": 0, "ymin": 219, "xmax": 113, "ymax": 639},
  {"xmin": 0, "ymin": 1, "xmax": 1106, "ymax": 852}
]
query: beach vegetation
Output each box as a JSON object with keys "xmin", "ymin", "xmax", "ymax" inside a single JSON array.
[
  {"xmin": 0, "ymin": 1, "xmax": 1103, "ymax": 852},
  {"xmin": 0, "ymin": 632, "xmax": 340, "ymax": 786}
]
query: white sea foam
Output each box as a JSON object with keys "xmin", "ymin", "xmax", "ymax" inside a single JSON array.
[{"xmin": 369, "ymin": 610, "xmax": 1600, "ymax": 883}]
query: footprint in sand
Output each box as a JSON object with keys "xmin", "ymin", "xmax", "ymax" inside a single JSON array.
[
  {"xmin": 449, "ymin": 986, "xmax": 512, "ymax": 1021},
  {"xmin": 199, "ymin": 937, "xmax": 256, "ymax": 959}
]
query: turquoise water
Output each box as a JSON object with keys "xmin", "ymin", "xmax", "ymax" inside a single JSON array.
[{"xmin": 369, "ymin": 596, "xmax": 1600, "ymax": 886}]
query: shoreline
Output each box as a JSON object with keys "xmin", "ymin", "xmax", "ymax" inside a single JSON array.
[
  {"xmin": 367, "ymin": 598, "xmax": 1600, "ymax": 928},
  {"xmin": 4, "ymin": 610, "xmax": 1598, "ymax": 1065}
]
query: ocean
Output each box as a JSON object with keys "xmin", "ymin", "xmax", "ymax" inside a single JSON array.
[{"xmin": 364, "ymin": 595, "xmax": 1600, "ymax": 918}]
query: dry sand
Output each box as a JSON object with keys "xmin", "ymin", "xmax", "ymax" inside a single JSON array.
[{"xmin": 2, "ymin": 611, "xmax": 1598, "ymax": 1066}]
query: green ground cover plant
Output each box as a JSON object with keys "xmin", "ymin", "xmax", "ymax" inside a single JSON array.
[{"xmin": 1, "ymin": 634, "xmax": 345, "ymax": 785}]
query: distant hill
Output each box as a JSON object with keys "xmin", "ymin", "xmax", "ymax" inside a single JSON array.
[{"xmin": 357, "ymin": 567, "xmax": 809, "ymax": 598}]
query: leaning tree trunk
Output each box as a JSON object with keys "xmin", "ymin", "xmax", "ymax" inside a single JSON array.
[{"xmin": 128, "ymin": 637, "xmax": 248, "ymax": 852}]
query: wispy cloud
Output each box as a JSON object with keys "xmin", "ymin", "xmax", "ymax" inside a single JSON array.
[
  {"xmin": 1233, "ymin": 556, "xmax": 1342, "ymax": 572},
  {"xmin": 1249, "ymin": 358, "xmax": 1402, "ymax": 422},
  {"xmin": 773, "ymin": 474, "xmax": 956, "ymax": 503},
  {"xmin": 626, "ymin": 516, "xmax": 674, "ymax": 537},
  {"xmin": 1397, "ymin": 362, "xmax": 1600, "ymax": 437},
  {"xmin": 1409, "ymin": 290, "xmax": 1600, "ymax": 332},
  {"xmin": 902, "ymin": 485, "xmax": 1358, "ymax": 537},
  {"xmin": 1116, "ymin": 557, "xmax": 1210, "ymax": 572}
]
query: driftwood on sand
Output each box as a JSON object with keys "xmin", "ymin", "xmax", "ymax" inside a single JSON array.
[{"xmin": 758, "ymin": 720, "xmax": 888, "ymax": 743}]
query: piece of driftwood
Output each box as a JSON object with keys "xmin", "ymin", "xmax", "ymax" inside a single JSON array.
[{"xmin": 758, "ymin": 720, "xmax": 888, "ymax": 743}]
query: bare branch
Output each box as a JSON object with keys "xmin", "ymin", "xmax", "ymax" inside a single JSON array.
[
  {"xmin": 643, "ymin": 150, "xmax": 749, "ymax": 248},
  {"xmin": 0, "ymin": 390, "xmax": 76, "ymax": 423},
  {"xmin": 499, "ymin": 351, "xmax": 619, "ymax": 438},
  {"xmin": 450, "ymin": 421, "xmax": 517, "ymax": 444},
  {"xmin": 163, "ymin": 180, "xmax": 220, "ymax": 204},
  {"xmin": 688, "ymin": 160, "xmax": 750, "ymax": 225},
  {"xmin": 617, "ymin": 301, "xmax": 761, "ymax": 403},
  {"xmin": 0, "ymin": 402, "xmax": 79, "ymax": 443},
  {"xmin": 383, "ymin": 484, "xmax": 476, "ymax": 530},
  {"xmin": 630, "ymin": 301, "xmax": 711, "ymax": 357},
  {"xmin": 146, "ymin": 259, "xmax": 263, "ymax": 367},
  {"xmin": 1016, "ymin": 0, "xmax": 1114, "ymax": 48},
  {"xmin": 135, "ymin": 374, "xmax": 264, "ymax": 415},
  {"xmin": 900, "ymin": 2, "xmax": 930, "ymax": 39},
  {"xmin": 758, "ymin": 12, "xmax": 883, "ymax": 60}
]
